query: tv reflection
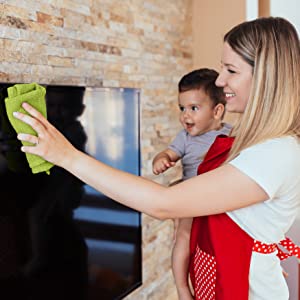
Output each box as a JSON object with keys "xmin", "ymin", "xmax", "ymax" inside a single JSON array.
[{"xmin": 0, "ymin": 85, "xmax": 141, "ymax": 300}]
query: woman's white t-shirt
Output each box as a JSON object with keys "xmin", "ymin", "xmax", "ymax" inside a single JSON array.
[{"xmin": 228, "ymin": 136, "xmax": 300, "ymax": 300}]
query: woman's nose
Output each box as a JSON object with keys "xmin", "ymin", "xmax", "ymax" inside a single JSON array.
[{"xmin": 215, "ymin": 73, "xmax": 225, "ymax": 87}]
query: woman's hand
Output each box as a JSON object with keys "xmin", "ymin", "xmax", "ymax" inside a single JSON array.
[{"xmin": 13, "ymin": 102, "xmax": 77, "ymax": 169}]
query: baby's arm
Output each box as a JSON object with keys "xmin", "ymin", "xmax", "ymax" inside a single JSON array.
[
  {"xmin": 152, "ymin": 148, "xmax": 180, "ymax": 175},
  {"xmin": 172, "ymin": 218, "xmax": 194, "ymax": 300}
]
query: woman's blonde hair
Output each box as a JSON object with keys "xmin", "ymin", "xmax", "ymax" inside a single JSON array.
[{"xmin": 224, "ymin": 17, "xmax": 300, "ymax": 162}]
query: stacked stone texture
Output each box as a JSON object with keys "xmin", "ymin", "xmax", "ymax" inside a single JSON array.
[{"xmin": 0, "ymin": 1, "xmax": 193, "ymax": 299}]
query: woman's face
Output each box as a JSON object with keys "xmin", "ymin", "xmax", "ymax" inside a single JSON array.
[{"xmin": 215, "ymin": 42, "xmax": 253, "ymax": 113}]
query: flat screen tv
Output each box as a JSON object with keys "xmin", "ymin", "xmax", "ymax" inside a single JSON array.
[{"xmin": 0, "ymin": 83, "xmax": 142, "ymax": 300}]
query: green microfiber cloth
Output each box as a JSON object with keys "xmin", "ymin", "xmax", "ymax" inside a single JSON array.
[{"xmin": 4, "ymin": 83, "xmax": 54, "ymax": 175}]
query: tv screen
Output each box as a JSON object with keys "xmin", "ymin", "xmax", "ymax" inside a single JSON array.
[{"xmin": 0, "ymin": 84, "xmax": 142, "ymax": 300}]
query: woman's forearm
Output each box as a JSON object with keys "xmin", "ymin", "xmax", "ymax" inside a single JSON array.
[{"xmin": 65, "ymin": 148, "xmax": 170, "ymax": 219}]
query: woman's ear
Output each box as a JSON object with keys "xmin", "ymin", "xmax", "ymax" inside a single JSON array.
[{"xmin": 214, "ymin": 103, "xmax": 225, "ymax": 120}]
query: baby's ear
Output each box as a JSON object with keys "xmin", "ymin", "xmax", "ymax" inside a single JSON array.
[{"xmin": 214, "ymin": 103, "xmax": 225, "ymax": 119}]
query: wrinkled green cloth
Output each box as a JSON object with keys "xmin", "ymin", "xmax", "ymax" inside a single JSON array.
[{"xmin": 5, "ymin": 83, "xmax": 54, "ymax": 174}]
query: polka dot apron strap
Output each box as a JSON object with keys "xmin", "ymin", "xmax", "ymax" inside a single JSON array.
[
  {"xmin": 277, "ymin": 237, "xmax": 300, "ymax": 261},
  {"xmin": 253, "ymin": 237, "xmax": 300, "ymax": 261}
]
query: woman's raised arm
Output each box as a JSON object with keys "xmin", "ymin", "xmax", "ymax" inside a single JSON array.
[{"xmin": 14, "ymin": 102, "xmax": 268, "ymax": 219}]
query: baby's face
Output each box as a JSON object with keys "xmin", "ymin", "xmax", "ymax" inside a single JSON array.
[{"xmin": 178, "ymin": 88, "xmax": 220, "ymax": 136}]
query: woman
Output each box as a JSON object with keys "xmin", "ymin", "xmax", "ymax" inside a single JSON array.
[{"xmin": 14, "ymin": 17, "xmax": 300, "ymax": 300}]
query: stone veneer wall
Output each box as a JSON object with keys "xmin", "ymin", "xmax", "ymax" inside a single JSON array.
[{"xmin": 0, "ymin": 1, "xmax": 193, "ymax": 299}]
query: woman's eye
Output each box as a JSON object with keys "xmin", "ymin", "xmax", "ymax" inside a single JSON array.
[{"xmin": 228, "ymin": 69, "xmax": 236, "ymax": 74}]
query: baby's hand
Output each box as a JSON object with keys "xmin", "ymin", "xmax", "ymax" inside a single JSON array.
[{"xmin": 152, "ymin": 157, "xmax": 176, "ymax": 175}]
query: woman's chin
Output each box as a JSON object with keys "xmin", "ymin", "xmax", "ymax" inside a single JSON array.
[{"xmin": 225, "ymin": 104, "xmax": 243, "ymax": 114}]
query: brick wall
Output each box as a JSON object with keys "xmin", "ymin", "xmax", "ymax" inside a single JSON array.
[{"xmin": 0, "ymin": 1, "xmax": 193, "ymax": 299}]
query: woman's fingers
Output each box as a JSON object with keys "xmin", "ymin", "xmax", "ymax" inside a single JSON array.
[
  {"xmin": 13, "ymin": 113, "xmax": 45, "ymax": 138},
  {"xmin": 17, "ymin": 133, "xmax": 40, "ymax": 155},
  {"xmin": 13, "ymin": 110, "xmax": 45, "ymax": 146},
  {"xmin": 13, "ymin": 103, "xmax": 51, "ymax": 156},
  {"xmin": 17, "ymin": 133, "xmax": 39, "ymax": 145},
  {"xmin": 13, "ymin": 101, "xmax": 76, "ymax": 168},
  {"xmin": 21, "ymin": 102, "xmax": 48, "ymax": 128}
]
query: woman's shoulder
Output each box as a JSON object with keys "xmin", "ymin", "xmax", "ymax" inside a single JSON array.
[
  {"xmin": 237, "ymin": 136, "xmax": 300, "ymax": 169},
  {"xmin": 244, "ymin": 136, "xmax": 299, "ymax": 153},
  {"xmin": 230, "ymin": 136, "xmax": 300, "ymax": 199}
]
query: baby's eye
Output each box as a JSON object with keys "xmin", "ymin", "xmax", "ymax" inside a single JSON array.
[
  {"xmin": 179, "ymin": 106, "xmax": 186, "ymax": 112},
  {"xmin": 191, "ymin": 106, "xmax": 199, "ymax": 111}
]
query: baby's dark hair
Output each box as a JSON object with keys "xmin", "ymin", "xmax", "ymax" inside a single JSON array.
[{"xmin": 178, "ymin": 68, "xmax": 226, "ymax": 107}]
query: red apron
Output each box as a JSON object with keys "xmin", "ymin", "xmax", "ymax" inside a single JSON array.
[{"xmin": 189, "ymin": 135, "xmax": 300, "ymax": 300}]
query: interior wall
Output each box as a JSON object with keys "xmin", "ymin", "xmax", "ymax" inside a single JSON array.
[
  {"xmin": 192, "ymin": 0, "xmax": 246, "ymax": 124},
  {"xmin": 259, "ymin": 0, "xmax": 270, "ymax": 16},
  {"xmin": 192, "ymin": 0, "xmax": 246, "ymax": 70},
  {"xmin": 270, "ymin": 0, "xmax": 300, "ymax": 34}
]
